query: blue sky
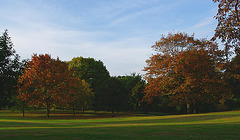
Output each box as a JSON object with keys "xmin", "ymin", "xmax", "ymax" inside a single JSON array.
[{"xmin": 0, "ymin": 0, "xmax": 218, "ymax": 76}]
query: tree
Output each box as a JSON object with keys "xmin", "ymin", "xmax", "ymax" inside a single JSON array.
[
  {"xmin": 67, "ymin": 79, "xmax": 93, "ymax": 116},
  {"xmin": 130, "ymin": 81, "xmax": 146, "ymax": 112},
  {"xmin": 212, "ymin": 0, "xmax": 240, "ymax": 110},
  {"xmin": 11, "ymin": 96, "xmax": 28, "ymax": 117},
  {"xmin": 68, "ymin": 57, "xmax": 110, "ymax": 110},
  {"xmin": 12, "ymin": 59, "xmax": 29, "ymax": 116},
  {"xmin": 225, "ymin": 51, "xmax": 240, "ymax": 108},
  {"xmin": 95, "ymin": 77, "xmax": 128, "ymax": 117},
  {"xmin": 143, "ymin": 32, "xmax": 230, "ymax": 113},
  {"xmin": 117, "ymin": 73, "xmax": 146, "ymax": 111},
  {"xmin": 18, "ymin": 54, "xmax": 76, "ymax": 118},
  {"xmin": 212, "ymin": 0, "xmax": 240, "ymax": 53},
  {"xmin": 68, "ymin": 57, "xmax": 110, "ymax": 90},
  {"xmin": 76, "ymin": 80, "xmax": 93, "ymax": 113},
  {"xmin": 0, "ymin": 29, "xmax": 23, "ymax": 108}
]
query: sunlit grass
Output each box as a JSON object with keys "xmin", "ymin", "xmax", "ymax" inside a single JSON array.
[{"xmin": 1, "ymin": 110, "xmax": 240, "ymax": 139}]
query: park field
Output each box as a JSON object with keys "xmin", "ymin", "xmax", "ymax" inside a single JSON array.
[{"xmin": 0, "ymin": 110, "xmax": 240, "ymax": 140}]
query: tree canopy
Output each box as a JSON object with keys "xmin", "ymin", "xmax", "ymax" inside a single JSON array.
[
  {"xmin": 225, "ymin": 51, "xmax": 240, "ymax": 108},
  {"xmin": 67, "ymin": 79, "xmax": 93, "ymax": 116},
  {"xmin": 68, "ymin": 57, "xmax": 110, "ymax": 91},
  {"xmin": 0, "ymin": 30, "xmax": 23, "ymax": 108},
  {"xmin": 18, "ymin": 54, "xmax": 79, "ymax": 117},
  {"xmin": 68, "ymin": 57, "xmax": 110, "ymax": 111},
  {"xmin": 117, "ymin": 73, "xmax": 146, "ymax": 111},
  {"xmin": 95, "ymin": 77, "xmax": 128, "ymax": 117},
  {"xmin": 143, "ymin": 32, "xmax": 229, "ymax": 113},
  {"xmin": 213, "ymin": 0, "xmax": 240, "ymax": 53}
]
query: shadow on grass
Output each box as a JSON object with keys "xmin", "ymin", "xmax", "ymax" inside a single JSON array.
[{"xmin": 0, "ymin": 109, "xmax": 160, "ymax": 120}]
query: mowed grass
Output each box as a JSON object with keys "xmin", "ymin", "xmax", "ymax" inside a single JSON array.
[{"xmin": 0, "ymin": 110, "xmax": 240, "ymax": 140}]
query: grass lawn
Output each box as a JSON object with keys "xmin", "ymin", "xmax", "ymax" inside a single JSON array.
[{"xmin": 0, "ymin": 110, "xmax": 240, "ymax": 139}]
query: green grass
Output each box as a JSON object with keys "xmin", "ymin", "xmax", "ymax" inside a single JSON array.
[{"xmin": 0, "ymin": 110, "xmax": 240, "ymax": 139}]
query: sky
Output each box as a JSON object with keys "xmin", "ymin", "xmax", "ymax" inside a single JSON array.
[{"xmin": 0, "ymin": 0, "xmax": 218, "ymax": 76}]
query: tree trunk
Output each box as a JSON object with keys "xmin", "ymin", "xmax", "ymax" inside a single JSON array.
[
  {"xmin": 112, "ymin": 110, "xmax": 115, "ymax": 117},
  {"xmin": 235, "ymin": 0, "xmax": 239, "ymax": 22},
  {"xmin": 186, "ymin": 103, "xmax": 190, "ymax": 113},
  {"xmin": 22, "ymin": 103, "xmax": 25, "ymax": 117},
  {"xmin": 193, "ymin": 103, "xmax": 199, "ymax": 114},
  {"xmin": 193, "ymin": 103, "xmax": 197, "ymax": 114},
  {"xmin": 143, "ymin": 104, "xmax": 148, "ymax": 114},
  {"xmin": 46, "ymin": 104, "xmax": 50, "ymax": 118},
  {"xmin": 72, "ymin": 105, "xmax": 76, "ymax": 117},
  {"xmin": 82, "ymin": 107, "xmax": 85, "ymax": 113}
]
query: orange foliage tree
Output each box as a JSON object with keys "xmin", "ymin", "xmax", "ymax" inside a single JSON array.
[
  {"xmin": 212, "ymin": 0, "xmax": 240, "ymax": 53},
  {"xmin": 143, "ymin": 32, "xmax": 230, "ymax": 113},
  {"xmin": 18, "ymin": 54, "xmax": 78, "ymax": 118}
]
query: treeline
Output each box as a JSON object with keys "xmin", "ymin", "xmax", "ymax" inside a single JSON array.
[
  {"xmin": 0, "ymin": 35, "xmax": 147, "ymax": 117},
  {"xmin": 0, "ymin": 0, "xmax": 239, "ymax": 117},
  {"xmin": 0, "ymin": 29, "xmax": 239, "ymax": 117}
]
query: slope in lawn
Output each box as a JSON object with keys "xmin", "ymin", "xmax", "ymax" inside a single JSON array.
[{"xmin": 0, "ymin": 110, "xmax": 240, "ymax": 139}]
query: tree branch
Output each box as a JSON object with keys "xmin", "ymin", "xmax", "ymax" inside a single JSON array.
[{"xmin": 235, "ymin": 0, "xmax": 240, "ymax": 22}]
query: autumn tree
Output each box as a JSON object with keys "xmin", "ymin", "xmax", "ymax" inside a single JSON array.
[
  {"xmin": 212, "ymin": 0, "xmax": 240, "ymax": 53},
  {"xmin": 18, "ymin": 54, "xmax": 76, "ymax": 118},
  {"xmin": 143, "ymin": 32, "xmax": 230, "ymax": 113},
  {"xmin": 0, "ymin": 30, "xmax": 23, "ymax": 108}
]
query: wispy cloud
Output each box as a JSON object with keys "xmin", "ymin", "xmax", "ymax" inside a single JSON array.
[
  {"xmin": 185, "ymin": 7, "xmax": 218, "ymax": 39},
  {"xmin": 10, "ymin": 27, "xmax": 152, "ymax": 76},
  {"xmin": 0, "ymin": 0, "xmax": 219, "ymax": 76},
  {"xmin": 192, "ymin": 17, "xmax": 215, "ymax": 29}
]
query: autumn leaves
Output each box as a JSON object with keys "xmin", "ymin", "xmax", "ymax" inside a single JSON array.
[
  {"xmin": 141, "ymin": 0, "xmax": 239, "ymax": 113},
  {"xmin": 18, "ymin": 54, "xmax": 93, "ymax": 118},
  {"xmin": 142, "ymin": 33, "xmax": 229, "ymax": 113}
]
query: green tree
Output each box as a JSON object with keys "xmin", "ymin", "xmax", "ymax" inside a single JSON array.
[
  {"xmin": 67, "ymin": 79, "xmax": 93, "ymax": 116},
  {"xmin": 68, "ymin": 57, "xmax": 110, "ymax": 110},
  {"xmin": 131, "ymin": 81, "xmax": 146, "ymax": 112},
  {"xmin": 68, "ymin": 57, "xmax": 110, "ymax": 90},
  {"xmin": 96, "ymin": 77, "xmax": 128, "ymax": 117},
  {"xmin": 77, "ymin": 80, "xmax": 94, "ymax": 113},
  {"xmin": 0, "ymin": 29, "xmax": 23, "ymax": 108},
  {"xmin": 117, "ymin": 73, "xmax": 146, "ymax": 111},
  {"xmin": 225, "ymin": 51, "xmax": 240, "ymax": 108},
  {"xmin": 12, "ymin": 59, "xmax": 29, "ymax": 116}
]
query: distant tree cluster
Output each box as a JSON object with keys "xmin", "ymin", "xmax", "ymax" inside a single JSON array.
[
  {"xmin": 17, "ymin": 54, "xmax": 94, "ymax": 118},
  {"xmin": 16, "ymin": 54, "xmax": 146, "ymax": 117}
]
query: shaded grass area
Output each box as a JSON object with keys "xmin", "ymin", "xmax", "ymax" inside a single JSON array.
[
  {"xmin": 0, "ymin": 110, "xmax": 240, "ymax": 139},
  {"xmin": 0, "ymin": 109, "xmax": 152, "ymax": 120}
]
